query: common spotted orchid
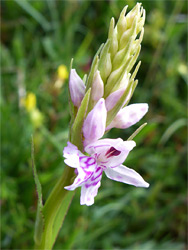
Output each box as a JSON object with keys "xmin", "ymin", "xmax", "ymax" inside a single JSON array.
[
  {"xmin": 63, "ymin": 98, "xmax": 149, "ymax": 206},
  {"xmin": 34, "ymin": 4, "xmax": 150, "ymax": 249},
  {"xmin": 63, "ymin": 3, "xmax": 150, "ymax": 206},
  {"xmin": 64, "ymin": 139, "xmax": 149, "ymax": 206}
]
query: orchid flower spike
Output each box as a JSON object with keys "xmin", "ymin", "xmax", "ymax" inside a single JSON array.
[
  {"xmin": 63, "ymin": 3, "xmax": 150, "ymax": 207},
  {"xmin": 63, "ymin": 139, "xmax": 149, "ymax": 206}
]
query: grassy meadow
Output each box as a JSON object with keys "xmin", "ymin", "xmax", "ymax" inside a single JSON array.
[{"xmin": 1, "ymin": 0, "xmax": 187, "ymax": 249}]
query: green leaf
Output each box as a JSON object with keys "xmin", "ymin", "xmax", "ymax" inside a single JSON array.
[
  {"xmin": 126, "ymin": 44, "xmax": 141, "ymax": 73},
  {"xmin": 75, "ymin": 31, "xmax": 94, "ymax": 61},
  {"xmin": 130, "ymin": 61, "xmax": 141, "ymax": 82},
  {"xmin": 35, "ymin": 166, "xmax": 75, "ymax": 249},
  {"xmin": 108, "ymin": 17, "xmax": 115, "ymax": 40},
  {"xmin": 99, "ymin": 47, "xmax": 112, "ymax": 82},
  {"xmin": 104, "ymin": 56, "xmax": 132, "ymax": 98},
  {"xmin": 40, "ymin": 127, "xmax": 63, "ymax": 156},
  {"xmin": 42, "ymin": 37, "xmax": 58, "ymax": 60},
  {"xmin": 159, "ymin": 118, "xmax": 187, "ymax": 145},
  {"xmin": 98, "ymin": 39, "xmax": 111, "ymax": 70},
  {"xmin": 113, "ymin": 17, "xmax": 137, "ymax": 70},
  {"xmin": 71, "ymin": 88, "xmax": 91, "ymax": 150},
  {"xmin": 127, "ymin": 123, "xmax": 147, "ymax": 141},
  {"xmin": 86, "ymin": 44, "xmax": 104, "ymax": 91},
  {"xmin": 52, "ymin": 191, "xmax": 75, "ymax": 245},
  {"xmin": 31, "ymin": 136, "xmax": 45, "ymax": 245}
]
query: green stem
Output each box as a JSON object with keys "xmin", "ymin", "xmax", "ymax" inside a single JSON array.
[
  {"xmin": 34, "ymin": 50, "xmax": 90, "ymax": 249},
  {"xmin": 34, "ymin": 166, "xmax": 75, "ymax": 250}
]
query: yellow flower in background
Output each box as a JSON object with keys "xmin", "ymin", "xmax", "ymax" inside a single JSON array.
[
  {"xmin": 178, "ymin": 63, "xmax": 188, "ymax": 82},
  {"xmin": 178, "ymin": 63, "xmax": 187, "ymax": 76},
  {"xmin": 55, "ymin": 65, "xmax": 69, "ymax": 89},
  {"xmin": 20, "ymin": 92, "xmax": 44, "ymax": 128},
  {"xmin": 29, "ymin": 108, "xmax": 44, "ymax": 128},
  {"xmin": 57, "ymin": 65, "xmax": 69, "ymax": 80},
  {"xmin": 25, "ymin": 92, "xmax": 36, "ymax": 112}
]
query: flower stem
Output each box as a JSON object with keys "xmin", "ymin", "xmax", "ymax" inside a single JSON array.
[{"xmin": 34, "ymin": 166, "xmax": 75, "ymax": 250}]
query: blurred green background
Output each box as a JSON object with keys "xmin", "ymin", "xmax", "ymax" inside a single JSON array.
[{"xmin": 1, "ymin": 0, "xmax": 187, "ymax": 249}]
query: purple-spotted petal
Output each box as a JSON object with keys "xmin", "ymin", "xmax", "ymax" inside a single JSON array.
[
  {"xmin": 104, "ymin": 164, "xmax": 149, "ymax": 188},
  {"xmin": 106, "ymin": 103, "xmax": 149, "ymax": 130},
  {"xmin": 79, "ymin": 156, "xmax": 97, "ymax": 172},
  {"xmin": 63, "ymin": 142, "xmax": 81, "ymax": 168},
  {"xmin": 80, "ymin": 168, "xmax": 103, "ymax": 206},
  {"xmin": 80, "ymin": 181, "xmax": 101, "ymax": 206},
  {"xmin": 64, "ymin": 155, "xmax": 98, "ymax": 191},
  {"xmin": 83, "ymin": 98, "xmax": 107, "ymax": 147},
  {"xmin": 85, "ymin": 138, "xmax": 136, "ymax": 168},
  {"xmin": 63, "ymin": 142, "xmax": 98, "ymax": 191},
  {"xmin": 69, "ymin": 69, "xmax": 86, "ymax": 107},
  {"xmin": 64, "ymin": 167, "xmax": 90, "ymax": 191}
]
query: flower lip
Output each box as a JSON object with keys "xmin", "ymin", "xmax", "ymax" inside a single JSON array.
[
  {"xmin": 85, "ymin": 138, "xmax": 136, "ymax": 169},
  {"xmin": 105, "ymin": 146, "xmax": 121, "ymax": 158}
]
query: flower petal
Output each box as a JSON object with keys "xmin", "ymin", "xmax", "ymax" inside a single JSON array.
[
  {"xmin": 105, "ymin": 88, "xmax": 126, "ymax": 111},
  {"xmin": 64, "ymin": 167, "xmax": 90, "ymax": 191},
  {"xmin": 64, "ymin": 155, "xmax": 98, "ymax": 191},
  {"xmin": 69, "ymin": 69, "xmax": 86, "ymax": 107},
  {"xmin": 83, "ymin": 98, "xmax": 107, "ymax": 147},
  {"xmin": 91, "ymin": 70, "xmax": 104, "ymax": 102},
  {"xmin": 105, "ymin": 73, "xmax": 131, "ymax": 111},
  {"xmin": 80, "ymin": 168, "xmax": 103, "ymax": 206},
  {"xmin": 63, "ymin": 142, "xmax": 98, "ymax": 191},
  {"xmin": 85, "ymin": 138, "xmax": 136, "ymax": 168},
  {"xmin": 106, "ymin": 103, "xmax": 148, "ymax": 130},
  {"xmin": 105, "ymin": 164, "xmax": 149, "ymax": 188},
  {"xmin": 80, "ymin": 182, "xmax": 101, "ymax": 206},
  {"xmin": 63, "ymin": 142, "xmax": 81, "ymax": 168}
]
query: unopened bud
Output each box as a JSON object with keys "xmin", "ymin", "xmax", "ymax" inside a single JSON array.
[
  {"xmin": 69, "ymin": 69, "xmax": 85, "ymax": 107},
  {"xmin": 91, "ymin": 71, "xmax": 104, "ymax": 102}
]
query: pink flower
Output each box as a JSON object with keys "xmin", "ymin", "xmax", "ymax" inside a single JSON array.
[
  {"xmin": 91, "ymin": 70, "xmax": 104, "ymax": 102},
  {"xmin": 69, "ymin": 69, "xmax": 85, "ymax": 107},
  {"xmin": 83, "ymin": 98, "xmax": 148, "ymax": 145},
  {"xmin": 106, "ymin": 103, "xmax": 148, "ymax": 130},
  {"xmin": 105, "ymin": 87, "xmax": 129, "ymax": 111},
  {"xmin": 83, "ymin": 98, "xmax": 107, "ymax": 147},
  {"xmin": 63, "ymin": 139, "xmax": 149, "ymax": 206}
]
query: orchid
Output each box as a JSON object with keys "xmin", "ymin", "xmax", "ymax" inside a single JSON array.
[
  {"xmin": 63, "ymin": 98, "xmax": 149, "ymax": 206},
  {"xmin": 33, "ymin": 4, "xmax": 150, "ymax": 249},
  {"xmin": 62, "ymin": 3, "xmax": 149, "ymax": 208},
  {"xmin": 64, "ymin": 139, "xmax": 149, "ymax": 206}
]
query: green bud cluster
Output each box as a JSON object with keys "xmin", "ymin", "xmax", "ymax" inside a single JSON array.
[{"xmin": 86, "ymin": 3, "xmax": 145, "ymax": 101}]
